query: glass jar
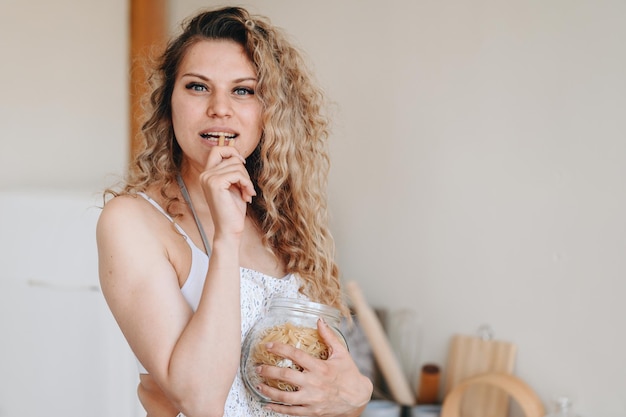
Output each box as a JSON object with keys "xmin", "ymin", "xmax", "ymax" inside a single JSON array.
[
  {"xmin": 241, "ymin": 297, "xmax": 347, "ymax": 404},
  {"xmin": 544, "ymin": 397, "xmax": 580, "ymax": 417}
]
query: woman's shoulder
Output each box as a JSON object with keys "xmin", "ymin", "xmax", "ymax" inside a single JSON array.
[
  {"xmin": 99, "ymin": 193, "xmax": 149, "ymax": 224},
  {"xmin": 97, "ymin": 192, "xmax": 168, "ymax": 243},
  {"xmin": 100, "ymin": 185, "xmax": 172, "ymax": 217},
  {"xmin": 96, "ymin": 192, "xmax": 178, "ymax": 283}
]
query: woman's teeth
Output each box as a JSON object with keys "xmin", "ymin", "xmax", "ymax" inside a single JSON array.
[{"xmin": 200, "ymin": 132, "xmax": 236, "ymax": 146}]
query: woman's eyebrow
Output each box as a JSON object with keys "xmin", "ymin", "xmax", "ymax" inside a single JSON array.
[
  {"xmin": 233, "ymin": 76, "xmax": 258, "ymax": 83},
  {"xmin": 180, "ymin": 73, "xmax": 257, "ymax": 83}
]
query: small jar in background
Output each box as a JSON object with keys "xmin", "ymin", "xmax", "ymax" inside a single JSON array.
[
  {"xmin": 241, "ymin": 297, "xmax": 347, "ymax": 404},
  {"xmin": 416, "ymin": 363, "xmax": 441, "ymax": 404},
  {"xmin": 544, "ymin": 397, "xmax": 580, "ymax": 417}
]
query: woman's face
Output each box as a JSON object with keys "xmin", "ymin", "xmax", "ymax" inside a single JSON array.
[{"xmin": 171, "ymin": 39, "xmax": 262, "ymax": 169}]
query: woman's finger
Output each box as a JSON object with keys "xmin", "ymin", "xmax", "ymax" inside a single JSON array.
[
  {"xmin": 200, "ymin": 149, "xmax": 256, "ymax": 203},
  {"xmin": 262, "ymin": 341, "xmax": 321, "ymax": 373},
  {"xmin": 316, "ymin": 318, "xmax": 349, "ymax": 358},
  {"xmin": 199, "ymin": 170, "xmax": 256, "ymax": 205},
  {"xmin": 205, "ymin": 145, "xmax": 246, "ymax": 169},
  {"xmin": 256, "ymin": 362, "xmax": 308, "ymax": 392},
  {"xmin": 255, "ymin": 375, "xmax": 306, "ymax": 406}
]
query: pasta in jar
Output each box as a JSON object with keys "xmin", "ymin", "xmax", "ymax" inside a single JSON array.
[{"xmin": 241, "ymin": 297, "xmax": 347, "ymax": 404}]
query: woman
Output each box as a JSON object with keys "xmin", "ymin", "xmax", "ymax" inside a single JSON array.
[{"xmin": 97, "ymin": 6, "xmax": 372, "ymax": 417}]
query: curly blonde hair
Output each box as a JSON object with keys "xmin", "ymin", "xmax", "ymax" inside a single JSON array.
[{"xmin": 110, "ymin": 7, "xmax": 346, "ymax": 315}]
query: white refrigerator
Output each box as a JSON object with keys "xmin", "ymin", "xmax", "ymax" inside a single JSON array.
[{"xmin": 0, "ymin": 190, "xmax": 142, "ymax": 417}]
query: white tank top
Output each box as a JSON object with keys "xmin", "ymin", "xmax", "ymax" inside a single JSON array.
[{"xmin": 137, "ymin": 193, "xmax": 306, "ymax": 417}]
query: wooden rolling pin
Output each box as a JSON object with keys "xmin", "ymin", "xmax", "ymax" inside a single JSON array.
[{"xmin": 345, "ymin": 281, "xmax": 415, "ymax": 406}]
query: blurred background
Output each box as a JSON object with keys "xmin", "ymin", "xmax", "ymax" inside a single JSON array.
[{"xmin": 1, "ymin": 0, "xmax": 625, "ymax": 416}]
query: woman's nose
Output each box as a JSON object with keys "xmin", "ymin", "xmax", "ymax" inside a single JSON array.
[{"xmin": 206, "ymin": 91, "xmax": 231, "ymax": 117}]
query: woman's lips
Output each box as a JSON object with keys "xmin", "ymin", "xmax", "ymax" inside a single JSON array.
[{"xmin": 199, "ymin": 131, "xmax": 237, "ymax": 146}]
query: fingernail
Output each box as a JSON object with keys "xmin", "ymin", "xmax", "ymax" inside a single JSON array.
[
  {"xmin": 256, "ymin": 366, "xmax": 262, "ymax": 374},
  {"xmin": 265, "ymin": 342, "xmax": 273, "ymax": 349}
]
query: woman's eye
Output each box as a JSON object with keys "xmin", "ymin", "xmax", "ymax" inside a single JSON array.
[
  {"xmin": 185, "ymin": 83, "xmax": 207, "ymax": 92},
  {"xmin": 234, "ymin": 87, "xmax": 254, "ymax": 96}
]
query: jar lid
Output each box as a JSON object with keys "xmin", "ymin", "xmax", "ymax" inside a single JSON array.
[{"xmin": 269, "ymin": 297, "xmax": 341, "ymax": 321}]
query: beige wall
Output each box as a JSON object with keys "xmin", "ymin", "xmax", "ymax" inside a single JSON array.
[{"xmin": 0, "ymin": 0, "xmax": 128, "ymax": 191}]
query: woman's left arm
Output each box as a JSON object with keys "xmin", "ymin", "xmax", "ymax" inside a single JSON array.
[{"xmin": 256, "ymin": 318, "xmax": 373, "ymax": 417}]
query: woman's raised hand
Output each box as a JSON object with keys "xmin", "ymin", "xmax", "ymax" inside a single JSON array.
[{"xmin": 199, "ymin": 145, "xmax": 256, "ymax": 237}]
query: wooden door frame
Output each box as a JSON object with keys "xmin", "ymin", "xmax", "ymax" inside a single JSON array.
[{"xmin": 129, "ymin": 0, "xmax": 167, "ymax": 160}]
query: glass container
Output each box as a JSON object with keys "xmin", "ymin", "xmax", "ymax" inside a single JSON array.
[
  {"xmin": 241, "ymin": 297, "xmax": 347, "ymax": 404},
  {"xmin": 544, "ymin": 397, "xmax": 580, "ymax": 417}
]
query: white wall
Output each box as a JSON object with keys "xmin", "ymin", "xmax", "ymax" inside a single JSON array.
[
  {"xmin": 0, "ymin": 1, "xmax": 140, "ymax": 416},
  {"xmin": 169, "ymin": 1, "xmax": 624, "ymax": 416},
  {"xmin": 2, "ymin": 0, "xmax": 624, "ymax": 416}
]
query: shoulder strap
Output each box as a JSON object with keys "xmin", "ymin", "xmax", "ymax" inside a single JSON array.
[
  {"xmin": 137, "ymin": 192, "xmax": 175, "ymax": 222},
  {"xmin": 177, "ymin": 174, "xmax": 212, "ymax": 257}
]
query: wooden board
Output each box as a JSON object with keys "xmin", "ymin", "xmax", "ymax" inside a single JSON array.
[
  {"xmin": 444, "ymin": 333, "xmax": 517, "ymax": 417},
  {"xmin": 129, "ymin": 0, "xmax": 167, "ymax": 160}
]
